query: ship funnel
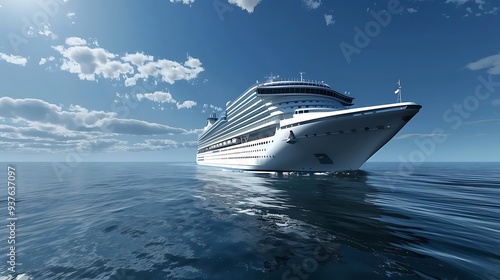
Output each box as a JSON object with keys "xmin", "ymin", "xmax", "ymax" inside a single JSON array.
[{"xmin": 205, "ymin": 113, "xmax": 218, "ymax": 128}]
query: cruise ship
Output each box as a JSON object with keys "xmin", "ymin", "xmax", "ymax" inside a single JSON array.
[{"xmin": 196, "ymin": 77, "xmax": 421, "ymax": 172}]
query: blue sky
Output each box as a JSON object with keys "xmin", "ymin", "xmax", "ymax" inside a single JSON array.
[{"xmin": 0, "ymin": 0, "xmax": 499, "ymax": 163}]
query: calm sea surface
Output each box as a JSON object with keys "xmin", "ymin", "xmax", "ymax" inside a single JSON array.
[{"xmin": 0, "ymin": 162, "xmax": 499, "ymax": 280}]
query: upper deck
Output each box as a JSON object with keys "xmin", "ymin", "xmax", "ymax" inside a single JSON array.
[{"xmin": 255, "ymin": 80, "xmax": 354, "ymax": 106}]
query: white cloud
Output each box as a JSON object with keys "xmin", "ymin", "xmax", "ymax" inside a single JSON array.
[
  {"xmin": 0, "ymin": 97, "xmax": 189, "ymax": 135},
  {"xmin": 170, "ymin": 0, "xmax": 195, "ymax": 4},
  {"xmin": 466, "ymin": 53, "xmax": 500, "ymax": 75},
  {"xmin": 137, "ymin": 91, "xmax": 176, "ymax": 104},
  {"xmin": 0, "ymin": 53, "xmax": 28, "ymax": 66},
  {"xmin": 445, "ymin": 0, "xmax": 469, "ymax": 5},
  {"xmin": 407, "ymin": 8, "xmax": 418, "ymax": 13},
  {"xmin": 39, "ymin": 24, "xmax": 58, "ymax": 40},
  {"xmin": 176, "ymin": 100, "xmax": 197, "ymax": 109},
  {"xmin": 324, "ymin": 14, "xmax": 335, "ymax": 25},
  {"xmin": 53, "ymin": 40, "xmax": 134, "ymax": 81},
  {"xmin": 0, "ymin": 121, "xmax": 130, "ymax": 153},
  {"xmin": 303, "ymin": 0, "xmax": 322, "ymax": 9},
  {"xmin": 136, "ymin": 91, "xmax": 197, "ymax": 110},
  {"xmin": 228, "ymin": 0, "xmax": 261, "ymax": 13},
  {"xmin": 156, "ymin": 56, "xmax": 205, "ymax": 84},
  {"xmin": 130, "ymin": 139, "xmax": 197, "ymax": 151},
  {"xmin": 66, "ymin": 12, "xmax": 76, "ymax": 18},
  {"xmin": 123, "ymin": 52, "xmax": 204, "ymax": 86},
  {"xmin": 445, "ymin": 0, "xmax": 497, "ymax": 15},
  {"xmin": 486, "ymin": 7, "xmax": 498, "ymax": 14},
  {"xmin": 53, "ymin": 38, "xmax": 204, "ymax": 85},
  {"xmin": 123, "ymin": 52, "xmax": 155, "ymax": 86},
  {"xmin": 0, "ymin": 123, "xmax": 88, "ymax": 142},
  {"xmin": 39, "ymin": 56, "xmax": 55, "ymax": 65},
  {"xmin": 65, "ymin": 37, "xmax": 87, "ymax": 46},
  {"xmin": 186, "ymin": 128, "xmax": 204, "ymax": 135},
  {"xmin": 123, "ymin": 52, "xmax": 154, "ymax": 67}
]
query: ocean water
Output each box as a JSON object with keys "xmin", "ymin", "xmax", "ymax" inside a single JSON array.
[{"xmin": 0, "ymin": 162, "xmax": 499, "ymax": 280}]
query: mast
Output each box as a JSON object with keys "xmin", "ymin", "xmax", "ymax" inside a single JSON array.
[{"xmin": 395, "ymin": 79, "xmax": 402, "ymax": 103}]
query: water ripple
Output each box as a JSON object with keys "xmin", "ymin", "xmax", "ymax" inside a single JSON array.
[{"xmin": 0, "ymin": 162, "xmax": 498, "ymax": 279}]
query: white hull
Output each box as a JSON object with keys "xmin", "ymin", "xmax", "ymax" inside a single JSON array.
[{"xmin": 197, "ymin": 102, "xmax": 421, "ymax": 172}]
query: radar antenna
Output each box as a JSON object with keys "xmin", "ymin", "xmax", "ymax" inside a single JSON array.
[{"xmin": 265, "ymin": 73, "xmax": 279, "ymax": 82}]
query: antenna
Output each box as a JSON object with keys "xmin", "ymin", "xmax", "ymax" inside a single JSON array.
[{"xmin": 299, "ymin": 72, "xmax": 305, "ymax": 82}]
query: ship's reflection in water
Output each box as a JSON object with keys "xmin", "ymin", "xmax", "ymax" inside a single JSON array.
[{"xmin": 194, "ymin": 166, "xmax": 469, "ymax": 280}]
